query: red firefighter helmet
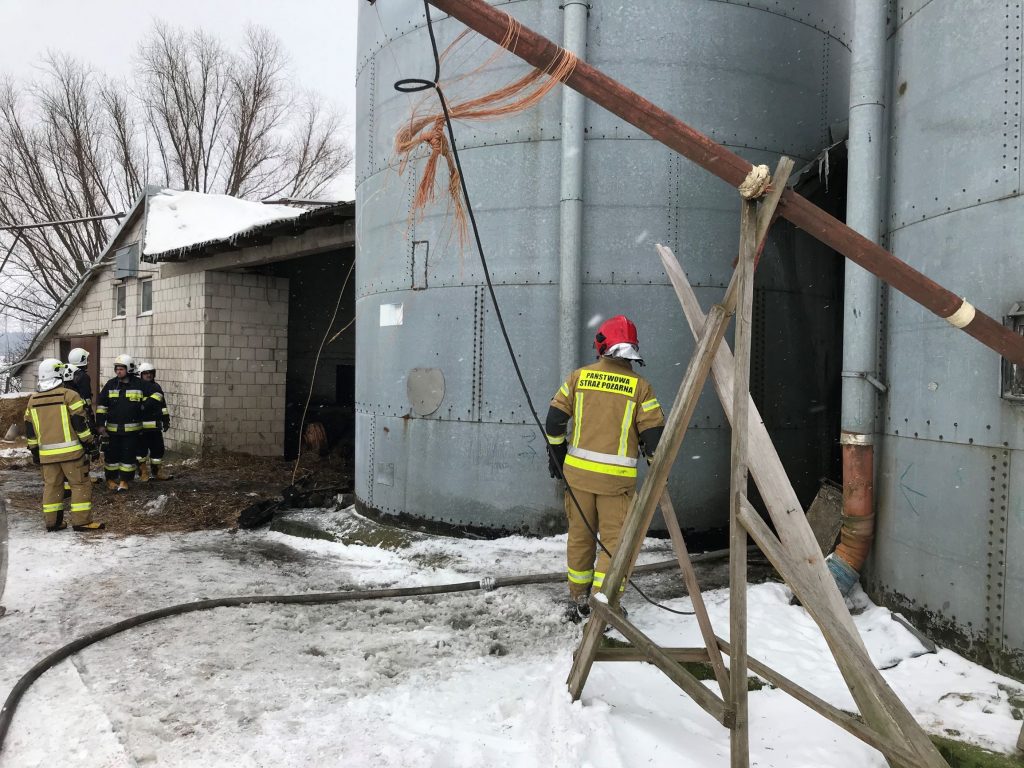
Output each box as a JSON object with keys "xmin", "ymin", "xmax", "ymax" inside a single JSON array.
[{"xmin": 594, "ymin": 315, "xmax": 639, "ymax": 356}]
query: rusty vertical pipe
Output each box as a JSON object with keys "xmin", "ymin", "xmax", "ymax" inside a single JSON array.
[
  {"xmin": 424, "ymin": 0, "xmax": 1024, "ymax": 366},
  {"xmin": 833, "ymin": 440, "xmax": 876, "ymax": 588}
]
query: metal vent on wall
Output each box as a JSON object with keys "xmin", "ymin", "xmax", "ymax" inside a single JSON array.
[
  {"xmin": 114, "ymin": 242, "xmax": 140, "ymax": 279},
  {"xmin": 1001, "ymin": 303, "xmax": 1024, "ymax": 402}
]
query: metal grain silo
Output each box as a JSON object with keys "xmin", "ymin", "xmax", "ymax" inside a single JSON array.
[
  {"xmin": 355, "ymin": 0, "xmax": 850, "ymax": 535},
  {"xmin": 865, "ymin": 0, "xmax": 1024, "ymax": 677}
]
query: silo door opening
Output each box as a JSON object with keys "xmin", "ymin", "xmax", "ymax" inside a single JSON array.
[{"xmin": 262, "ymin": 246, "xmax": 356, "ymax": 465}]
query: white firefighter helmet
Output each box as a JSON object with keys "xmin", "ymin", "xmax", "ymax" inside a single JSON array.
[
  {"xmin": 113, "ymin": 353, "xmax": 136, "ymax": 375},
  {"xmin": 138, "ymin": 361, "xmax": 155, "ymax": 376},
  {"xmin": 67, "ymin": 347, "xmax": 89, "ymax": 372},
  {"xmin": 37, "ymin": 358, "xmax": 67, "ymax": 392}
]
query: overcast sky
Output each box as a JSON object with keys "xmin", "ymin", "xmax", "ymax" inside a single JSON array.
[{"xmin": 0, "ymin": 0, "xmax": 359, "ymax": 198}]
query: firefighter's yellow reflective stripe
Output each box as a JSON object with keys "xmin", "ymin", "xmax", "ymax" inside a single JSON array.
[
  {"xmin": 59, "ymin": 404, "xmax": 72, "ymax": 443},
  {"xmin": 567, "ymin": 567, "xmax": 594, "ymax": 585},
  {"xmin": 30, "ymin": 408, "xmax": 42, "ymax": 445},
  {"xmin": 110, "ymin": 422, "xmax": 142, "ymax": 432},
  {"xmin": 69, "ymin": 399, "xmax": 85, "ymax": 411},
  {"xmin": 43, "ymin": 502, "xmax": 64, "ymax": 513},
  {"xmin": 39, "ymin": 444, "xmax": 83, "ymax": 458},
  {"xmin": 126, "ymin": 389, "xmax": 144, "ymax": 401},
  {"xmin": 161, "ymin": 408, "xmax": 169, "ymax": 415},
  {"xmin": 577, "ymin": 369, "xmax": 637, "ymax": 397},
  {"xmin": 564, "ymin": 454, "xmax": 637, "ymax": 478},
  {"xmin": 95, "ymin": 405, "xmax": 108, "ymax": 413},
  {"xmin": 26, "ymin": 438, "xmax": 39, "ymax": 447},
  {"xmin": 150, "ymin": 458, "xmax": 162, "ymax": 465},
  {"xmin": 119, "ymin": 463, "xmax": 136, "ymax": 471},
  {"xmin": 70, "ymin": 502, "xmax": 92, "ymax": 512},
  {"xmin": 104, "ymin": 464, "xmax": 120, "ymax": 471},
  {"xmin": 618, "ymin": 400, "xmax": 636, "ymax": 456},
  {"xmin": 142, "ymin": 421, "xmax": 159, "ymax": 429},
  {"xmin": 77, "ymin": 430, "xmax": 92, "ymax": 442},
  {"xmin": 108, "ymin": 391, "xmax": 120, "ymax": 398},
  {"xmin": 559, "ymin": 383, "xmax": 569, "ymax": 397},
  {"xmin": 641, "ymin": 398, "xmax": 660, "ymax": 412},
  {"xmin": 546, "ymin": 433, "xmax": 566, "ymax": 445},
  {"xmin": 568, "ymin": 446, "xmax": 637, "ymax": 467},
  {"xmin": 124, "ymin": 423, "xmax": 142, "ymax": 432},
  {"xmin": 572, "ymin": 392, "xmax": 583, "ymax": 447},
  {"xmin": 149, "ymin": 392, "xmax": 164, "ymax": 402},
  {"xmin": 591, "ymin": 572, "xmax": 625, "ymax": 591}
]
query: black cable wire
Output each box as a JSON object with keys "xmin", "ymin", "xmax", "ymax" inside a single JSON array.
[{"xmin": 401, "ymin": 1, "xmax": 692, "ymax": 617}]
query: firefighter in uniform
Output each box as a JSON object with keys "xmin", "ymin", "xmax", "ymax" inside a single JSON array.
[
  {"xmin": 62, "ymin": 347, "xmax": 97, "ymax": 495},
  {"xmin": 136, "ymin": 362, "xmax": 171, "ymax": 481},
  {"xmin": 95, "ymin": 354, "xmax": 144, "ymax": 492},
  {"xmin": 545, "ymin": 316, "xmax": 665, "ymax": 621},
  {"xmin": 24, "ymin": 359, "xmax": 104, "ymax": 531}
]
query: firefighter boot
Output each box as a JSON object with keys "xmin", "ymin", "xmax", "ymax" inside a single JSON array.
[
  {"xmin": 46, "ymin": 510, "xmax": 66, "ymax": 532},
  {"xmin": 564, "ymin": 593, "xmax": 592, "ymax": 624},
  {"xmin": 116, "ymin": 480, "xmax": 129, "ymax": 493},
  {"xmin": 139, "ymin": 462, "xmax": 150, "ymax": 482},
  {"xmin": 73, "ymin": 521, "xmax": 106, "ymax": 532},
  {"xmin": 151, "ymin": 464, "xmax": 169, "ymax": 481},
  {"xmin": 106, "ymin": 479, "xmax": 118, "ymax": 492}
]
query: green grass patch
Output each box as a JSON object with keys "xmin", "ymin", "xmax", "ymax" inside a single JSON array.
[{"xmin": 930, "ymin": 736, "xmax": 1024, "ymax": 767}]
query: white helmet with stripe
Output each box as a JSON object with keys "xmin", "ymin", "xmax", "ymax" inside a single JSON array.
[
  {"xmin": 37, "ymin": 358, "xmax": 66, "ymax": 392},
  {"xmin": 113, "ymin": 353, "xmax": 136, "ymax": 375}
]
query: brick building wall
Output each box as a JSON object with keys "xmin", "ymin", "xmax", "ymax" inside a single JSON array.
[{"xmin": 200, "ymin": 271, "xmax": 288, "ymax": 455}]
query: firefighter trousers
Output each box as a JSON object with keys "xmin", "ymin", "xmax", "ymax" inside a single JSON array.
[
  {"xmin": 564, "ymin": 486, "xmax": 634, "ymax": 598},
  {"xmin": 136, "ymin": 429, "xmax": 165, "ymax": 466},
  {"xmin": 41, "ymin": 460, "xmax": 92, "ymax": 527},
  {"xmin": 104, "ymin": 432, "xmax": 138, "ymax": 482}
]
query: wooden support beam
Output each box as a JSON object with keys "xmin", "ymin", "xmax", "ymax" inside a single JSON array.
[
  {"xmin": 659, "ymin": 491, "xmax": 730, "ymax": 694},
  {"xmin": 715, "ymin": 638, "xmax": 923, "ymax": 768},
  {"xmin": 594, "ymin": 646, "xmax": 710, "ymax": 664},
  {"xmin": 567, "ymin": 301, "xmax": 734, "ymax": 700},
  {"xmin": 728, "ymin": 200, "xmax": 758, "ymax": 768},
  {"xmin": 659, "ymin": 245, "xmax": 947, "ymax": 768},
  {"xmin": 590, "ymin": 600, "xmax": 729, "ymax": 726},
  {"xmin": 425, "ymin": 0, "xmax": 1024, "ymax": 364}
]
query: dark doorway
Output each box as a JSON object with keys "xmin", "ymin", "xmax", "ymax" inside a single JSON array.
[
  {"xmin": 58, "ymin": 335, "xmax": 101, "ymax": 409},
  {"xmin": 264, "ymin": 248, "xmax": 356, "ymax": 460}
]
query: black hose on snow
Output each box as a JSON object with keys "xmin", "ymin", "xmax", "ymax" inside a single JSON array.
[{"xmin": 0, "ymin": 548, "xmax": 730, "ymax": 754}]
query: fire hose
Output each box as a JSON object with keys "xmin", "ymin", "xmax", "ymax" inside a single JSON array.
[{"xmin": 0, "ymin": 544, "xmax": 731, "ymax": 755}]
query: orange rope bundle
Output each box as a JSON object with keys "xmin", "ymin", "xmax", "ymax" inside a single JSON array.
[
  {"xmin": 394, "ymin": 17, "xmax": 578, "ymax": 245},
  {"xmin": 303, "ymin": 422, "xmax": 328, "ymax": 453}
]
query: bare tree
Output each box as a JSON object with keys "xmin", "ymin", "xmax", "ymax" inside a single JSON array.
[{"xmin": 0, "ymin": 21, "xmax": 351, "ymax": 328}]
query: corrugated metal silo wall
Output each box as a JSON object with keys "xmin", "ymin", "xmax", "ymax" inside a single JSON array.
[
  {"xmin": 866, "ymin": 0, "xmax": 1024, "ymax": 678},
  {"xmin": 355, "ymin": 1, "xmax": 850, "ymax": 535}
]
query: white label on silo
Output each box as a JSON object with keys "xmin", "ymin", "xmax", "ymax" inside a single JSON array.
[{"xmin": 380, "ymin": 302, "xmax": 403, "ymax": 326}]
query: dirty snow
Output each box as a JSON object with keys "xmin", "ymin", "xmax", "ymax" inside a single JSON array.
[
  {"xmin": 142, "ymin": 190, "xmax": 302, "ymax": 256},
  {"xmin": 0, "ymin": 447, "xmax": 29, "ymax": 459},
  {"xmin": 0, "ymin": 487, "xmax": 1021, "ymax": 767}
]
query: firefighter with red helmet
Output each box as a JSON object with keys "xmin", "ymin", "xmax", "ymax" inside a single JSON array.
[{"xmin": 546, "ymin": 315, "xmax": 665, "ymax": 621}]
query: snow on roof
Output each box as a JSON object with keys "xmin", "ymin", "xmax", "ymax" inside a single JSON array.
[{"xmin": 142, "ymin": 189, "xmax": 303, "ymax": 256}]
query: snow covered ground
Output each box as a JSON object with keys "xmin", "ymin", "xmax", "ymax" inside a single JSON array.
[{"xmin": 1, "ymin": 482, "xmax": 1022, "ymax": 767}]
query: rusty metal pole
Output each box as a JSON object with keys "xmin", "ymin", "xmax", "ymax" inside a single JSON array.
[{"xmin": 424, "ymin": 0, "xmax": 1024, "ymax": 366}]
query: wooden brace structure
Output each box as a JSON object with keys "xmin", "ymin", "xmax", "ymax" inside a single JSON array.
[{"xmin": 406, "ymin": 3, "xmax": 980, "ymax": 765}]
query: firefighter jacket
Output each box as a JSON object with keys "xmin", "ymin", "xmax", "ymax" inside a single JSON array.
[
  {"xmin": 141, "ymin": 380, "xmax": 170, "ymax": 430},
  {"xmin": 24, "ymin": 387, "xmax": 94, "ymax": 464},
  {"xmin": 548, "ymin": 357, "xmax": 665, "ymax": 495},
  {"xmin": 95, "ymin": 374, "xmax": 145, "ymax": 432},
  {"xmin": 67, "ymin": 369, "xmax": 95, "ymax": 426}
]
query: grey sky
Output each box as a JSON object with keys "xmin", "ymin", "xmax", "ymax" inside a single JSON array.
[{"xmin": 0, "ymin": 0, "xmax": 359, "ymax": 198}]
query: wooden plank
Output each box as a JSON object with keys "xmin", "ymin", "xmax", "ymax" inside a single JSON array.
[
  {"xmin": 566, "ymin": 302, "xmax": 733, "ymax": 700},
  {"xmin": 715, "ymin": 637, "xmax": 923, "ymax": 768},
  {"xmin": 426, "ymin": 0, "xmax": 1024, "ymax": 366},
  {"xmin": 594, "ymin": 646, "xmax": 710, "ymax": 663},
  {"xmin": 1017, "ymin": 721, "xmax": 1023, "ymax": 752},
  {"xmin": 591, "ymin": 599, "xmax": 729, "ymax": 726},
  {"xmin": 659, "ymin": 490, "xmax": 730, "ymax": 694},
  {"xmin": 728, "ymin": 199, "xmax": 758, "ymax": 768},
  {"xmin": 659, "ymin": 244, "xmax": 947, "ymax": 768}
]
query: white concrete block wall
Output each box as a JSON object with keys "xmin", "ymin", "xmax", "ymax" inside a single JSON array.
[{"xmin": 201, "ymin": 271, "xmax": 288, "ymax": 456}]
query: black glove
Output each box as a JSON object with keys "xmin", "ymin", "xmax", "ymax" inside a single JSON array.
[
  {"xmin": 161, "ymin": 421, "xmax": 170, "ymax": 433},
  {"xmin": 547, "ymin": 443, "xmax": 567, "ymax": 479},
  {"xmin": 85, "ymin": 442, "xmax": 100, "ymax": 461},
  {"xmin": 30, "ymin": 448, "xmax": 40, "ymax": 465}
]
